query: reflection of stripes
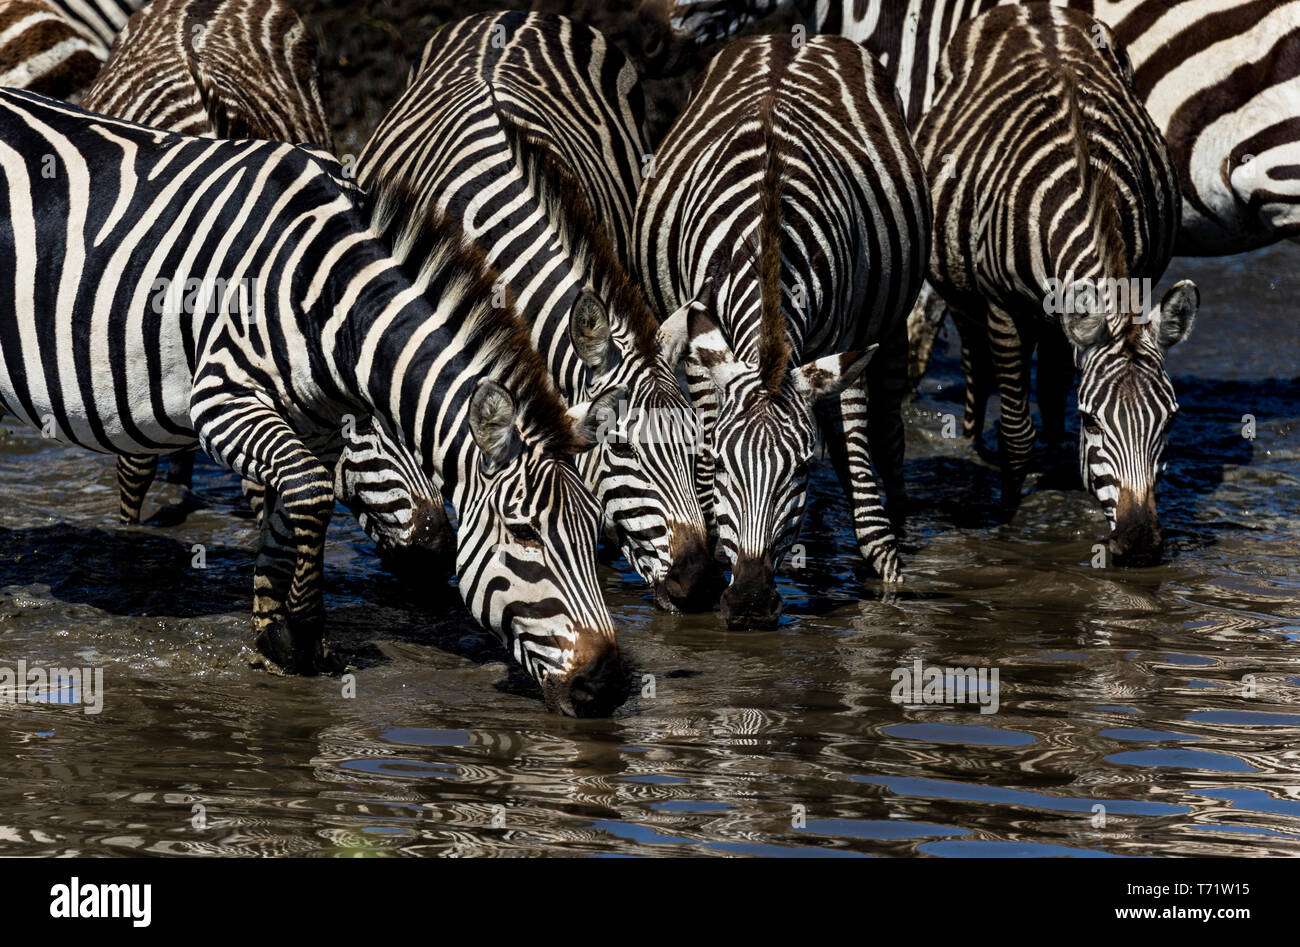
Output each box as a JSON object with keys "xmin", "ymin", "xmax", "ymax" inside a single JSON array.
[
  {"xmin": 359, "ymin": 12, "xmax": 712, "ymax": 609},
  {"xmin": 0, "ymin": 87, "xmax": 618, "ymax": 700},
  {"xmin": 636, "ymin": 33, "xmax": 930, "ymax": 593},
  {"xmin": 669, "ymin": 0, "xmax": 1300, "ymax": 254}
]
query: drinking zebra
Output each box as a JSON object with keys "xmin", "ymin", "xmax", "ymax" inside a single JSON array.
[
  {"xmin": 635, "ymin": 33, "xmax": 931, "ymax": 627},
  {"xmin": 916, "ymin": 5, "xmax": 1196, "ymax": 563},
  {"xmin": 0, "ymin": 87, "xmax": 629, "ymax": 715},
  {"xmin": 358, "ymin": 11, "xmax": 720, "ymax": 612}
]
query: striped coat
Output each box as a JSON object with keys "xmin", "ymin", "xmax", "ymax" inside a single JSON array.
[
  {"xmin": 0, "ymin": 87, "xmax": 628, "ymax": 715},
  {"xmin": 636, "ymin": 33, "xmax": 931, "ymax": 626},
  {"xmin": 915, "ymin": 5, "xmax": 1196, "ymax": 562},
  {"xmin": 359, "ymin": 12, "xmax": 718, "ymax": 611}
]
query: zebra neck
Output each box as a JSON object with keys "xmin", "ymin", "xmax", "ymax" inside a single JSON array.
[{"xmin": 323, "ymin": 245, "xmax": 481, "ymax": 505}]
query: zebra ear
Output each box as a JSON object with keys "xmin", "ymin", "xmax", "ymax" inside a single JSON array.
[
  {"xmin": 570, "ymin": 290, "xmax": 620, "ymax": 375},
  {"xmin": 469, "ymin": 379, "xmax": 522, "ymax": 470},
  {"xmin": 687, "ymin": 300, "xmax": 750, "ymax": 392},
  {"xmin": 1060, "ymin": 280, "xmax": 1108, "ymax": 350},
  {"xmin": 790, "ymin": 346, "xmax": 878, "ymax": 405},
  {"xmin": 567, "ymin": 385, "xmax": 627, "ymax": 452},
  {"xmin": 1151, "ymin": 279, "xmax": 1198, "ymax": 349}
]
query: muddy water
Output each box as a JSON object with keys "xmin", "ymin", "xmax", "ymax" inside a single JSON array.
[{"xmin": 1, "ymin": 239, "xmax": 1295, "ymax": 857}]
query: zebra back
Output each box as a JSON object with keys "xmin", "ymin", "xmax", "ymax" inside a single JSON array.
[
  {"xmin": 0, "ymin": 0, "xmax": 110, "ymax": 100},
  {"xmin": 671, "ymin": 0, "xmax": 1300, "ymax": 255},
  {"xmin": 82, "ymin": 0, "xmax": 332, "ymax": 147}
]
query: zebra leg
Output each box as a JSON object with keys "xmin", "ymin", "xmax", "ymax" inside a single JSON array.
[
  {"xmin": 241, "ymin": 478, "xmax": 266, "ymax": 523},
  {"xmin": 196, "ymin": 399, "xmax": 339, "ymax": 673},
  {"xmin": 954, "ymin": 310, "xmax": 994, "ymax": 438},
  {"xmin": 866, "ymin": 317, "xmax": 909, "ymax": 530},
  {"xmin": 116, "ymin": 454, "xmax": 159, "ymax": 525},
  {"xmin": 987, "ymin": 304, "xmax": 1037, "ymax": 513},
  {"xmin": 817, "ymin": 384, "xmax": 901, "ymax": 583},
  {"xmin": 905, "ymin": 280, "xmax": 948, "ymax": 391},
  {"xmin": 163, "ymin": 449, "xmax": 195, "ymax": 486}
]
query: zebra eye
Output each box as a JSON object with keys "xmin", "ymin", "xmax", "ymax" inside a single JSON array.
[
  {"xmin": 1081, "ymin": 414, "xmax": 1103, "ymax": 437},
  {"xmin": 506, "ymin": 521, "xmax": 541, "ymax": 545}
]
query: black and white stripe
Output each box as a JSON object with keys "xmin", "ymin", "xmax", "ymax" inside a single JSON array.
[
  {"xmin": 78, "ymin": 0, "xmax": 448, "ymax": 564},
  {"xmin": 0, "ymin": 0, "xmax": 128, "ymax": 101},
  {"xmin": 636, "ymin": 33, "xmax": 931, "ymax": 627},
  {"xmin": 670, "ymin": 0, "xmax": 1300, "ymax": 256},
  {"xmin": 914, "ymin": 4, "xmax": 1196, "ymax": 562},
  {"xmin": 0, "ymin": 87, "xmax": 628, "ymax": 715},
  {"xmin": 359, "ymin": 11, "xmax": 719, "ymax": 612}
]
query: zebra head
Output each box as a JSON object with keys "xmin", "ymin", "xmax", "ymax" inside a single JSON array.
[
  {"xmin": 458, "ymin": 377, "xmax": 630, "ymax": 716},
  {"xmin": 689, "ymin": 307, "xmax": 875, "ymax": 629},
  {"xmin": 1063, "ymin": 279, "xmax": 1198, "ymax": 566},
  {"xmin": 567, "ymin": 290, "xmax": 719, "ymax": 612},
  {"xmin": 334, "ymin": 414, "xmax": 456, "ymax": 580}
]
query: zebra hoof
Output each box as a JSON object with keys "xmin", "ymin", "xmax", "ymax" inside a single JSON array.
[
  {"xmin": 254, "ymin": 622, "xmax": 298, "ymax": 671},
  {"xmin": 254, "ymin": 622, "xmax": 339, "ymax": 675}
]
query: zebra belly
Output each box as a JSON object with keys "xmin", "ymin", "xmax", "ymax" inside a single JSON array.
[{"xmin": 0, "ymin": 302, "xmax": 197, "ymax": 455}]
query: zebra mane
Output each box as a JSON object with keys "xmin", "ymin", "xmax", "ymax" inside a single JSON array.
[
  {"xmin": 756, "ymin": 90, "xmax": 792, "ymax": 395},
  {"xmin": 1064, "ymin": 75, "xmax": 1129, "ymax": 334},
  {"xmin": 495, "ymin": 110, "xmax": 661, "ymax": 361},
  {"xmin": 363, "ymin": 176, "xmax": 587, "ymax": 455}
]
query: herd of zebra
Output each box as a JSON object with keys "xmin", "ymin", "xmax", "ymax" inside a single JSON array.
[{"xmin": 0, "ymin": 0, "xmax": 1292, "ymax": 716}]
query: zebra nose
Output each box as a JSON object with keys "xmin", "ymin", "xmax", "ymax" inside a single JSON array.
[
  {"xmin": 543, "ymin": 641, "xmax": 629, "ymax": 718},
  {"xmin": 1108, "ymin": 488, "xmax": 1164, "ymax": 566},
  {"xmin": 377, "ymin": 502, "xmax": 457, "ymax": 581},
  {"xmin": 719, "ymin": 554, "xmax": 782, "ymax": 630},
  {"xmin": 661, "ymin": 536, "xmax": 724, "ymax": 612}
]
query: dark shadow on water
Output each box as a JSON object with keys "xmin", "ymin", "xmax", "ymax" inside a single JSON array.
[{"xmin": 0, "ymin": 522, "xmax": 520, "ymax": 679}]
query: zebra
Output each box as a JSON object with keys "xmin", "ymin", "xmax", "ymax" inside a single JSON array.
[
  {"xmin": 75, "ymin": 0, "xmax": 453, "ymax": 565},
  {"xmin": 0, "ymin": 0, "xmax": 108, "ymax": 100},
  {"xmin": 358, "ymin": 11, "xmax": 721, "ymax": 612},
  {"xmin": 635, "ymin": 33, "xmax": 931, "ymax": 627},
  {"xmin": 80, "ymin": 0, "xmax": 330, "ymax": 526},
  {"xmin": 0, "ymin": 86, "xmax": 630, "ymax": 716},
  {"xmin": 0, "ymin": 0, "xmax": 143, "ymax": 101},
  {"xmin": 47, "ymin": 0, "xmax": 137, "ymax": 49},
  {"xmin": 915, "ymin": 5, "xmax": 1196, "ymax": 563},
  {"xmin": 666, "ymin": 0, "xmax": 1300, "ymax": 257}
]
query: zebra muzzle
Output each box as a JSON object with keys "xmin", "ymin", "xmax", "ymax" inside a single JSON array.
[
  {"xmin": 1107, "ymin": 487, "xmax": 1164, "ymax": 566},
  {"xmin": 720, "ymin": 553, "xmax": 783, "ymax": 630},
  {"xmin": 659, "ymin": 534, "xmax": 724, "ymax": 613},
  {"xmin": 542, "ymin": 640, "xmax": 629, "ymax": 718}
]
